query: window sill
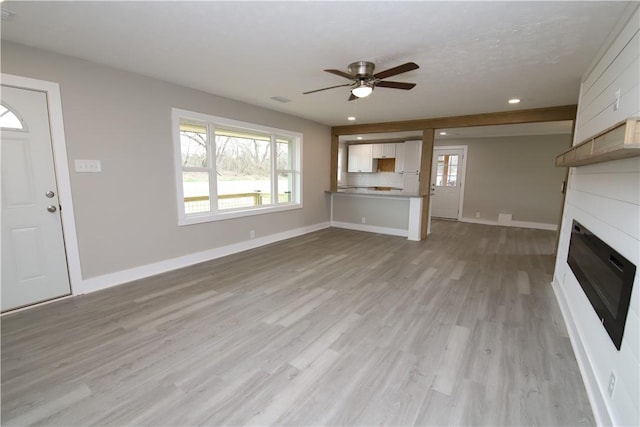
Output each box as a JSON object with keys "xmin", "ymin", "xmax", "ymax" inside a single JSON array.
[{"xmin": 178, "ymin": 203, "xmax": 303, "ymax": 226}]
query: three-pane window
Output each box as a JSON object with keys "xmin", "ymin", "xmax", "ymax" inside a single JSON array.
[{"xmin": 173, "ymin": 109, "xmax": 302, "ymax": 224}]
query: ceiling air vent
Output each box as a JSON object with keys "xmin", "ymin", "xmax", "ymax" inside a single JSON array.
[
  {"xmin": 270, "ymin": 96, "xmax": 291, "ymax": 103},
  {"xmin": 1, "ymin": 8, "xmax": 15, "ymax": 21}
]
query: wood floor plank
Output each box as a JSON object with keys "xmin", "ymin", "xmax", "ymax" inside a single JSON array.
[
  {"xmin": 261, "ymin": 287, "xmax": 326, "ymax": 324},
  {"xmin": 3, "ymin": 383, "xmax": 92, "ymax": 426},
  {"xmin": 432, "ymin": 324, "xmax": 472, "ymax": 395},
  {"xmin": 1, "ymin": 221, "xmax": 595, "ymax": 426},
  {"xmin": 290, "ymin": 312, "xmax": 361, "ymax": 370},
  {"xmin": 247, "ymin": 348, "xmax": 341, "ymax": 426}
]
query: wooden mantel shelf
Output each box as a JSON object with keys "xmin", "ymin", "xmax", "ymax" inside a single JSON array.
[{"xmin": 556, "ymin": 117, "xmax": 640, "ymax": 167}]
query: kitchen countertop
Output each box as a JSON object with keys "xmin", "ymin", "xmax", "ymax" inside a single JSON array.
[
  {"xmin": 328, "ymin": 187, "xmax": 421, "ymax": 197},
  {"xmin": 338, "ymin": 185, "xmax": 403, "ymax": 191}
]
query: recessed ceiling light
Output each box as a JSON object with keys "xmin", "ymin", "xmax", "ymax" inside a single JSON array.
[
  {"xmin": 347, "ymin": 116, "xmax": 356, "ymax": 121},
  {"xmin": 508, "ymin": 98, "xmax": 521, "ymax": 104},
  {"xmin": 439, "ymin": 131, "xmax": 448, "ymax": 135},
  {"xmin": 357, "ymin": 136, "xmax": 363, "ymax": 140}
]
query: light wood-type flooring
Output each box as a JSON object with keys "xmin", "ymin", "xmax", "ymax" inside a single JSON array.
[{"xmin": 1, "ymin": 220, "xmax": 594, "ymax": 426}]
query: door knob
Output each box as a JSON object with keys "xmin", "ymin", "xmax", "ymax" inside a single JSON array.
[{"xmin": 47, "ymin": 205, "xmax": 57, "ymax": 213}]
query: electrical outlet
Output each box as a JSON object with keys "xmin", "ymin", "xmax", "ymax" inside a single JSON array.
[
  {"xmin": 608, "ymin": 371, "xmax": 616, "ymax": 397},
  {"xmin": 361, "ymin": 217, "xmax": 366, "ymax": 224},
  {"xmin": 614, "ymin": 89, "xmax": 620, "ymax": 111},
  {"xmin": 249, "ymin": 230, "xmax": 255, "ymax": 239}
]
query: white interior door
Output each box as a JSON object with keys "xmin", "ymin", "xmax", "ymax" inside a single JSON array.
[
  {"xmin": 1, "ymin": 85, "xmax": 71, "ymax": 311},
  {"xmin": 430, "ymin": 146, "xmax": 466, "ymax": 220}
]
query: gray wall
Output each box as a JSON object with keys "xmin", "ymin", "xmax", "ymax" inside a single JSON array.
[
  {"xmin": 2, "ymin": 42, "xmax": 331, "ymax": 279},
  {"xmin": 332, "ymin": 194, "xmax": 409, "ymax": 230},
  {"xmin": 436, "ymin": 134, "xmax": 570, "ymax": 225}
]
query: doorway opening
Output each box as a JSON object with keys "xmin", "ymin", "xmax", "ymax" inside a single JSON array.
[{"xmin": 430, "ymin": 146, "xmax": 467, "ymax": 220}]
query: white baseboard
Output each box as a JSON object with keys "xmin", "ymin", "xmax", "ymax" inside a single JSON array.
[
  {"xmin": 330, "ymin": 217, "xmax": 555, "ymax": 237},
  {"xmin": 460, "ymin": 217, "xmax": 557, "ymax": 231},
  {"xmin": 79, "ymin": 222, "xmax": 331, "ymax": 295},
  {"xmin": 551, "ymin": 276, "xmax": 611, "ymax": 426},
  {"xmin": 330, "ymin": 221, "xmax": 408, "ymax": 238}
]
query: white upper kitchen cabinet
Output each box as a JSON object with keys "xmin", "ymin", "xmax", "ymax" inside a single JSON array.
[
  {"xmin": 403, "ymin": 140, "xmax": 422, "ymax": 173},
  {"xmin": 395, "ymin": 140, "xmax": 422, "ymax": 173},
  {"xmin": 395, "ymin": 143, "xmax": 405, "ymax": 173},
  {"xmin": 372, "ymin": 143, "xmax": 396, "ymax": 159},
  {"xmin": 347, "ymin": 144, "xmax": 377, "ymax": 172}
]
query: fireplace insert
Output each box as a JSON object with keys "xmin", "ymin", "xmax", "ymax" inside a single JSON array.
[{"xmin": 568, "ymin": 220, "xmax": 636, "ymax": 350}]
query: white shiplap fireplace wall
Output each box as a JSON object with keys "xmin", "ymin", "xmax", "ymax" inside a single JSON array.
[{"xmin": 552, "ymin": 5, "xmax": 639, "ymax": 426}]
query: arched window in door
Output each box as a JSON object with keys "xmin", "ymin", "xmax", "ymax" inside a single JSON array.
[{"xmin": 0, "ymin": 104, "xmax": 26, "ymax": 130}]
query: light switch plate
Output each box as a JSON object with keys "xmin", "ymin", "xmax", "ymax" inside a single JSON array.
[{"xmin": 75, "ymin": 159, "xmax": 102, "ymax": 173}]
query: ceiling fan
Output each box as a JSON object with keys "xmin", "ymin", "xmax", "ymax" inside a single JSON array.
[{"xmin": 303, "ymin": 61, "xmax": 419, "ymax": 101}]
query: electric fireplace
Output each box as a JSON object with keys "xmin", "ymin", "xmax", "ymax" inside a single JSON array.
[{"xmin": 568, "ymin": 220, "xmax": 636, "ymax": 350}]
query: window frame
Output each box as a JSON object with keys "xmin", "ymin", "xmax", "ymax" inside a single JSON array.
[
  {"xmin": 172, "ymin": 108, "xmax": 303, "ymax": 225},
  {"xmin": 435, "ymin": 154, "xmax": 459, "ymax": 187},
  {"xmin": 0, "ymin": 103, "xmax": 27, "ymax": 131}
]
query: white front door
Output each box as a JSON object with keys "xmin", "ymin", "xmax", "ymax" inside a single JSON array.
[
  {"xmin": 1, "ymin": 85, "xmax": 71, "ymax": 311},
  {"xmin": 430, "ymin": 146, "xmax": 467, "ymax": 220}
]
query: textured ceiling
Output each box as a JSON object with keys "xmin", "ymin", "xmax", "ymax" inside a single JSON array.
[{"xmin": 0, "ymin": 1, "xmax": 632, "ymax": 127}]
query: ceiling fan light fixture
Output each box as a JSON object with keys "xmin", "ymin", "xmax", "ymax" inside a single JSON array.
[
  {"xmin": 304, "ymin": 61, "xmax": 417, "ymax": 100},
  {"xmin": 352, "ymin": 82, "xmax": 373, "ymax": 98}
]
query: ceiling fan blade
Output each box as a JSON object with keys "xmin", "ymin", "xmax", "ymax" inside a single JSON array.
[
  {"xmin": 373, "ymin": 62, "xmax": 419, "ymax": 80},
  {"xmin": 303, "ymin": 83, "xmax": 352, "ymax": 95},
  {"xmin": 324, "ymin": 69, "xmax": 355, "ymax": 80},
  {"xmin": 376, "ymin": 81, "xmax": 416, "ymax": 90}
]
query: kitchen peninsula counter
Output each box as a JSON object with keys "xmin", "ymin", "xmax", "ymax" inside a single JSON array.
[{"xmin": 327, "ymin": 190, "xmax": 426, "ymax": 240}]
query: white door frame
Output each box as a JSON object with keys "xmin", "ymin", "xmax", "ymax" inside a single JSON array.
[
  {"xmin": 2, "ymin": 73, "xmax": 83, "ymax": 296},
  {"xmin": 432, "ymin": 145, "xmax": 468, "ymax": 221}
]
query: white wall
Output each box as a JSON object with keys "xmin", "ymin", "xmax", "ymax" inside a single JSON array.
[
  {"xmin": 552, "ymin": 6, "xmax": 640, "ymax": 426},
  {"xmin": 1, "ymin": 42, "xmax": 332, "ymax": 290}
]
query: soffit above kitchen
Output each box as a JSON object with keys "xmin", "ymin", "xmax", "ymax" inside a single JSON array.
[
  {"xmin": 0, "ymin": 1, "xmax": 633, "ymax": 126},
  {"xmin": 339, "ymin": 121, "xmax": 574, "ymax": 142}
]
